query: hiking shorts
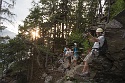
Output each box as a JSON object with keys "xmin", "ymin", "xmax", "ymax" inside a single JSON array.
[
  {"xmin": 73, "ymin": 56, "xmax": 78, "ymax": 61},
  {"xmin": 83, "ymin": 49, "xmax": 99, "ymax": 63},
  {"xmin": 73, "ymin": 52, "xmax": 79, "ymax": 60}
]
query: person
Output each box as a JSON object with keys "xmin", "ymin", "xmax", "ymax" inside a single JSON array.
[
  {"xmin": 81, "ymin": 28, "xmax": 105, "ymax": 76},
  {"xmin": 64, "ymin": 46, "xmax": 68, "ymax": 55},
  {"xmin": 65, "ymin": 48, "xmax": 73, "ymax": 69},
  {"xmin": 72, "ymin": 43, "xmax": 79, "ymax": 66}
]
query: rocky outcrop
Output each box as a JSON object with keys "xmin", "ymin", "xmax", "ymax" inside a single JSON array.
[{"xmin": 56, "ymin": 11, "xmax": 125, "ymax": 82}]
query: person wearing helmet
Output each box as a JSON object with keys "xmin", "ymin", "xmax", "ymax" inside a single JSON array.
[
  {"xmin": 72, "ymin": 43, "xmax": 79, "ymax": 66},
  {"xmin": 80, "ymin": 28, "xmax": 105, "ymax": 77}
]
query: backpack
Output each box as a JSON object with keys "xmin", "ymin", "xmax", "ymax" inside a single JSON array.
[{"xmin": 99, "ymin": 38, "xmax": 108, "ymax": 56}]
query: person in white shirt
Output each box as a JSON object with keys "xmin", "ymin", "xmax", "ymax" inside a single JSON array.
[
  {"xmin": 81, "ymin": 28, "xmax": 105, "ymax": 76},
  {"xmin": 65, "ymin": 48, "xmax": 73, "ymax": 69}
]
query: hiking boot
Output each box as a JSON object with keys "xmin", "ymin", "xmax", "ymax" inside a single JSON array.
[
  {"xmin": 63, "ymin": 66, "xmax": 70, "ymax": 73},
  {"xmin": 66, "ymin": 66, "xmax": 71, "ymax": 70},
  {"xmin": 66, "ymin": 76, "xmax": 70, "ymax": 80}
]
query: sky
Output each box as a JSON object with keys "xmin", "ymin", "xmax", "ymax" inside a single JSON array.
[{"xmin": 4, "ymin": 0, "xmax": 39, "ymax": 34}]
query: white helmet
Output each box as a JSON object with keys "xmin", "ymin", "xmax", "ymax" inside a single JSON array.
[
  {"xmin": 96, "ymin": 28, "xmax": 103, "ymax": 32},
  {"xmin": 74, "ymin": 43, "xmax": 77, "ymax": 46}
]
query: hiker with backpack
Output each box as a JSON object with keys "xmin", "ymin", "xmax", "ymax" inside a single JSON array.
[{"xmin": 80, "ymin": 28, "xmax": 107, "ymax": 76}]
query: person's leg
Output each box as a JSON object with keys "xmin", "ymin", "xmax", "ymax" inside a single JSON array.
[
  {"xmin": 72, "ymin": 56, "xmax": 78, "ymax": 67},
  {"xmin": 78, "ymin": 61, "xmax": 90, "ymax": 76},
  {"xmin": 68, "ymin": 56, "xmax": 71, "ymax": 68},
  {"xmin": 73, "ymin": 53, "xmax": 79, "ymax": 66},
  {"xmin": 82, "ymin": 61, "xmax": 89, "ymax": 73},
  {"xmin": 81, "ymin": 51, "xmax": 93, "ymax": 75},
  {"xmin": 73, "ymin": 59, "xmax": 77, "ymax": 66}
]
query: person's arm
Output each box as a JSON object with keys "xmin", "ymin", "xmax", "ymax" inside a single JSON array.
[{"xmin": 87, "ymin": 33, "xmax": 99, "ymax": 42}]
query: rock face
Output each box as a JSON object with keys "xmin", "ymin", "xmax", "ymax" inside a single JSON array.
[
  {"xmin": 92, "ymin": 11, "xmax": 125, "ymax": 82},
  {"xmin": 104, "ymin": 20, "xmax": 125, "ymax": 82},
  {"xmin": 106, "ymin": 19, "xmax": 123, "ymax": 29},
  {"xmin": 87, "ymin": 18, "xmax": 125, "ymax": 82},
  {"xmin": 56, "ymin": 16, "xmax": 125, "ymax": 83}
]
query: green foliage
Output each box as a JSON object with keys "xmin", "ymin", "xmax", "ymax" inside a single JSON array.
[
  {"xmin": 0, "ymin": 37, "xmax": 30, "ymax": 73},
  {"xmin": 67, "ymin": 29, "xmax": 92, "ymax": 54},
  {"xmin": 110, "ymin": 0, "xmax": 125, "ymax": 18},
  {"xmin": 8, "ymin": 37, "xmax": 28, "ymax": 52},
  {"xmin": 67, "ymin": 30, "xmax": 83, "ymax": 44}
]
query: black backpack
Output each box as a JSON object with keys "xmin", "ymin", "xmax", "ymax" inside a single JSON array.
[{"xmin": 99, "ymin": 38, "xmax": 108, "ymax": 56}]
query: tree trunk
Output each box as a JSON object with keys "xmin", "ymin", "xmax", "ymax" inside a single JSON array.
[
  {"xmin": 0, "ymin": 0, "xmax": 2, "ymax": 13},
  {"xmin": 0, "ymin": 0, "xmax": 3, "ymax": 25},
  {"xmin": 107, "ymin": 0, "xmax": 111, "ymax": 23},
  {"xmin": 29, "ymin": 56, "xmax": 33, "ymax": 82},
  {"xmin": 98, "ymin": 0, "xmax": 103, "ymax": 22}
]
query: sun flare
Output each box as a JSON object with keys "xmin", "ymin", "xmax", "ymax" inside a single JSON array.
[{"xmin": 31, "ymin": 28, "xmax": 40, "ymax": 40}]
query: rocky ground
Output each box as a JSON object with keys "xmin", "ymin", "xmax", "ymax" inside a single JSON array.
[{"xmin": 55, "ymin": 51, "xmax": 125, "ymax": 83}]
